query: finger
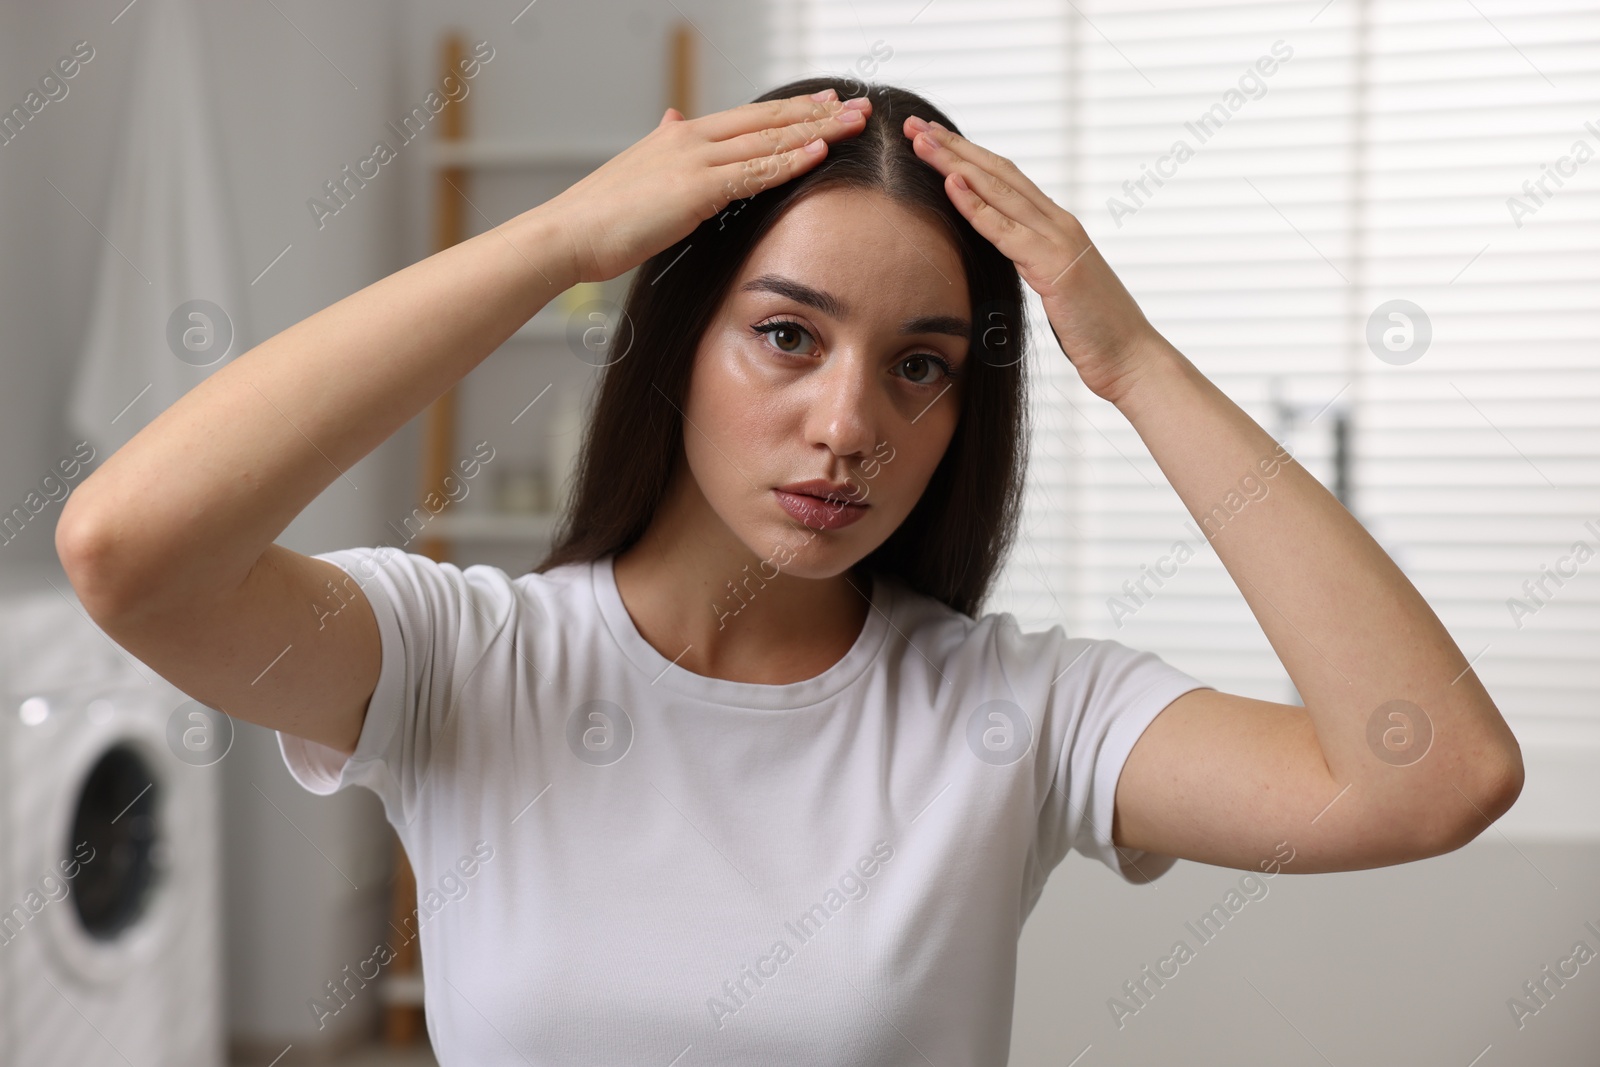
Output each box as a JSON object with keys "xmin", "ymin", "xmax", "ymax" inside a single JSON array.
[
  {"xmin": 946, "ymin": 159, "xmax": 1099, "ymax": 296},
  {"xmin": 708, "ymin": 134, "xmax": 832, "ymax": 206},
  {"xmin": 907, "ymin": 119, "xmax": 1065, "ymax": 230},
  {"xmin": 940, "ymin": 169, "xmax": 1061, "ymax": 279},
  {"xmin": 697, "ymin": 88, "xmax": 858, "ymax": 142},
  {"xmin": 909, "ymin": 128, "xmax": 1058, "ymax": 236},
  {"xmin": 659, "ymin": 107, "xmax": 685, "ymax": 127},
  {"xmin": 705, "ymin": 99, "xmax": 870, "ymax": 168},
  {"xmin": 910, "ymin": 119, "xmax": 1034, "ymax": 192}
]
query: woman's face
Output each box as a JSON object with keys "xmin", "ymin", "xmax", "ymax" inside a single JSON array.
[{"xmin": 677, "ymin": 185, "xmax": 971, "ymax": 579}]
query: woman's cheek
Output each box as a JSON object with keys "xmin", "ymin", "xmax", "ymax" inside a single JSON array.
[{"xmin": 723, "ymin": 339, "xmax": 763, "ymax": 385}]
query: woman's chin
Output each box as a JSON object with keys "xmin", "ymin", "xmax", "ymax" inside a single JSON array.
[{"xmin": 726, "ymin": 522, "xmax": 865, "ymax": 581}]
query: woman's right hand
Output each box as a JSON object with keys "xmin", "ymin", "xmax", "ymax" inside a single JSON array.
[{"xmin": 537, "ymin": 88, "xmax": 874, "ymax": 286}]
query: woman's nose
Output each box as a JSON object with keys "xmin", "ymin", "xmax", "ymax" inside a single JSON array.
[{"xmin": 804, "ymin": 356, "xmax": 879, "ymax": 459}]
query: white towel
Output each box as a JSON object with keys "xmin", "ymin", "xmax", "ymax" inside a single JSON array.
[{"xmin": 66, "ymin": 0, "xmax": 248, "ymax": 460}]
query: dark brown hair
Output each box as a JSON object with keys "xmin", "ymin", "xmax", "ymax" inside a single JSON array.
[{"xmin": 531, "ymin": 76, "xmax": 1032, "ymax": 619}]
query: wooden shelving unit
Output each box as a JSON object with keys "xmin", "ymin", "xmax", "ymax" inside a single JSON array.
[
  {"xmin": 410, "ymin": 40, "xmax": 628, "ymax": 566},
  {"xmin": 379, "ymin": 23, "xmax": 697, "ymax": 1047},
  {"xmin": 428, "ymin": 135, "xmax": 636, "ymax": 169}
]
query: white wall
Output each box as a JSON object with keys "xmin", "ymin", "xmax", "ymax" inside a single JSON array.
[
  {"xmin": 4, "ymin": 0, "xmax": 412, "ymax": 1054},
  {"xmin": 1013, "ymin": 838, "xmax": 1600, "ymax": 1066}
]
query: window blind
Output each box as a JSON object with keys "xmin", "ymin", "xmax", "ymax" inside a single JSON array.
[{"xmin": 764, "ymin": 0, "xmax": 1599, "ymax": 745}]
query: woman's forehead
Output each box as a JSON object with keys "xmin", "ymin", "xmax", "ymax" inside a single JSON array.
[{"xmin": 734, "ymin": 190, "xmax": 970, "ymax": 322}]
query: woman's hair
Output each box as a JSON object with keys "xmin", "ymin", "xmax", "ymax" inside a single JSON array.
[{"xmin": 530, "ymin": 76, "xmax": 1033, "ymax": 619}]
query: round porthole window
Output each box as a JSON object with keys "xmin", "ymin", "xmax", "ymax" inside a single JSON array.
[{"xmin": 67, "ymin": 743, "xmax": 161, "ymax": 941}]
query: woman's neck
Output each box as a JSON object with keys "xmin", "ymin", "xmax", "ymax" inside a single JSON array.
[{"xmin": 610, "ymin": 489, "xmax": 871, "ymax": 686}]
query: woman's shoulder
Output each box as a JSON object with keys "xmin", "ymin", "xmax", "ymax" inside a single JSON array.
[
  {"xmin": 878, "ymin": 569, "xmax": 1042, "ymax": 637},
  {"xmin": 880, "ymin": 571, "xmax": 1161, "ymax": 681},
  {"xmin": 875, "ymin": 569, "xmax": 1051, "ymax": 661},
  {"xmin": 312, "ymin": 544, "xmax": 598, "ymax": 618}
]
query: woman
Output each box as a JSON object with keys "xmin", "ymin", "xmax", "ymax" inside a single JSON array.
[{"xmin": 58, "ymin": 76, "xmax": 1523, "ymax": 1063}]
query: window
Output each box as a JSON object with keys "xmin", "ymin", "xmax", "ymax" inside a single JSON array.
[{"xmin": 764, "ymin": 2, "xmax": 1600, "ymax": 772}]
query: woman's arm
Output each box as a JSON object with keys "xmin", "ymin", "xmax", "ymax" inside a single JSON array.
[
  {"xmin": 61, "ymin": 89, "xmax": 871, "ymax": 612},
  {"xmin": 58, "ymin": 207, "xmax": 576, "ymax": 615},
  {"xmin": 901, "ymin": 113, "xmax": 1523, "ymax": 872},
  {"xmin": 56, "ymin": 90, "xmax": 871, "ymax": 753},
  {"xmin": 54, "ymin": 208, "xmax": 577, "ymax": 755},
  {"xmin": 1107, "ymin": 338, "xmax": 1524, "ymax": 869}
]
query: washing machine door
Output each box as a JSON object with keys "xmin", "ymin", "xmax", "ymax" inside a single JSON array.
[
  {"xmin": 67, "ymin": 741, "xmax": 163, "ymax": 942},
  {"xmin": 34, "ymin": 688, "xmax": 192, "ymax": 986}
]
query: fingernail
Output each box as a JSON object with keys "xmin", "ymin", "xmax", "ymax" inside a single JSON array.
[
  {"xmin": 906, "ymin": 115, "xmax": 929, "ymax": 132},
  {"xmin": 810, "ymin": 88, "xmax": 838, "ymax": 101},
  {"xmin": 928, "ymin": 119, "xmax": 947, "ymax": 132},
  {"xmin": 844, "ymin": 96, "xmax": 871, "ymax": 111}
]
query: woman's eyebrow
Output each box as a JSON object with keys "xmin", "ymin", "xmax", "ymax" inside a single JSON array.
[{"xmin": 739, "ymin": 273, "xmax": 971, "ymax": 339}]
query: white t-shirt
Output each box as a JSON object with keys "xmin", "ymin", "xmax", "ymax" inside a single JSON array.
[{"xmin": 278, "ymin": 547, "xmax": 1212, "ymax": 1065}]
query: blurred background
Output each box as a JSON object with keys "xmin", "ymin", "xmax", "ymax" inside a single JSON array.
[{"xmin": 0, "ymin": 0, "xmax": 1596, "ymax": 1064}]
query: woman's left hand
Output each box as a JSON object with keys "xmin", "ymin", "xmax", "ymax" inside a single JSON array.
[{"xmin": 904, "ymin": 115, "xmax": 1164, "ymax": 406}]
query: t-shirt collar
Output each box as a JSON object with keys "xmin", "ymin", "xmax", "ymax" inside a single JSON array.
[{"xmin": 591, "ymin": 552, "xmax": 892, "ymax": 709}]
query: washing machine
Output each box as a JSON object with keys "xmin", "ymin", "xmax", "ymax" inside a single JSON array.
[{"xmin": 0, "ymin": 558, "xmax": 224, "ymax": 1067}]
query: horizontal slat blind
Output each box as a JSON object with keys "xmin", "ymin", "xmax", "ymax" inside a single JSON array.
[
  {"xmin": 1356, "ymin": 0, "xmax": 1600, "ymax": 734},
  {"xmin": 1067, "ymin": 1, "xmax": 1364, "ymax": 704},
  {"xmin": 768, "ymin": 0, "xmax": 1600, "ymax": 736}
]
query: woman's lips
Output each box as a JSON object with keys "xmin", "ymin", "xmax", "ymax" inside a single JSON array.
[{"xmin": 772, "ymin": 489, "xmax": 869, "ymax": 530}]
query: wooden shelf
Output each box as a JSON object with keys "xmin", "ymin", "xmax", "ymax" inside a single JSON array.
[
  {"xmin": 512, "ymin": 305, "xmax": 567, "ymax": 343},
  {"xmin": 427, "ymin": 136, "xmax": 632, "ymax": 170},
  {"xmin": 428, "ymin": 510, "xmax": 560, "ymax": 543},
  {"xmin": 510, "ymin": 280, "xmax": 635, "ymax": 345},
  {"xmin": 380, "ymin": 972, "xmax": 425, "ymax": 1008}
]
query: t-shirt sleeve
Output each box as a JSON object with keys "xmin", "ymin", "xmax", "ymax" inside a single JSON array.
[
  {"xmin": 996, "ymin": 617, "xmax": 1215, "ymax": 887},
  {"xmin": 275, "ymin": 545, "xmax": 516, "ymax": 826}
]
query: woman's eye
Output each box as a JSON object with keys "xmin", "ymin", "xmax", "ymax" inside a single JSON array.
[
  {"xmin": 896, "ymin": 353, "xmax": 958, "ymax": 387},
  {"xmin": 751, "ymin": 320, "xmax": 958, "ymax": 388},
  {"xmin": 752, "ymin": 320, "xmax": 816, "ymax": 356}
]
